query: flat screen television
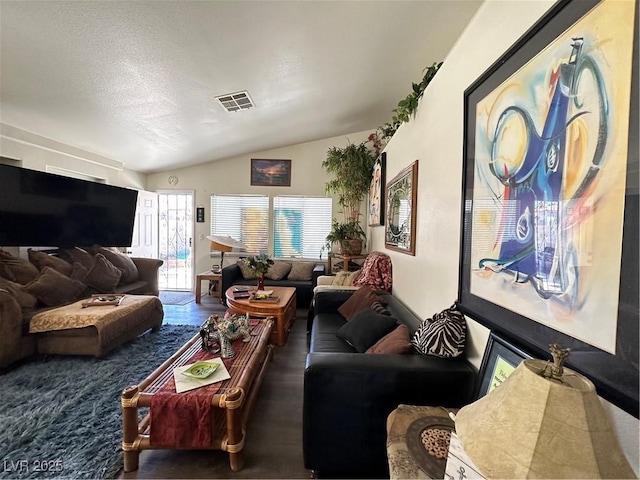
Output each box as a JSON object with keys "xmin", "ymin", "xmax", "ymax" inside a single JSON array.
[{"xmin": 0, "ymin": 164, "xmax": 138, "ymax": 247}]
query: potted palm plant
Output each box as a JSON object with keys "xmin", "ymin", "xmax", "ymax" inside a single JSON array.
[{"xmin": 322, "ymin": 141, "xmax": 376, "ymax": 255}]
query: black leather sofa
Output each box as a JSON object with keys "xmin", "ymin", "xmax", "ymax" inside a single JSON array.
[
  {"xmin": 221, "ymin": 261, "xmax": 326, "ymax": 307},
  {"xmin": 304, "ymin": 290, "xmax": 476, "ymax": 478}
]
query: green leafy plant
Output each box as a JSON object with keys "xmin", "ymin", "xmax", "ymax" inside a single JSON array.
[
  {"xmin": 243, "ymin": 253, "xmax": 274, "ymax": 277},
  {"xmin": 380, "ymin": 61, "xmax": 443, "ymax": 139},
  {"xmin": 323, "ymin": 219, "xmax": 367, "ymax": 253},
  {"xmin": 322, "ymin": 141, "xmax": 376, "ymax": 224}
]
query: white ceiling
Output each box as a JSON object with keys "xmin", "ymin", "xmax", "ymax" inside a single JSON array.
[{"xmin": 0, "ymin": 1, "xmax": 483, "ymax": 174}]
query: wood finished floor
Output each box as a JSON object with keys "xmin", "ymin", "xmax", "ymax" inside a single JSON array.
[{"xmin": 119, "ymin": 293, "xmax": 311, "ymax": 479}]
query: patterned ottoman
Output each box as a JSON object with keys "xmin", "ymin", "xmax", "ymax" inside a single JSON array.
[{"xmin": 29, "ymin": 295, "xmax": 163, "ymax": 357}]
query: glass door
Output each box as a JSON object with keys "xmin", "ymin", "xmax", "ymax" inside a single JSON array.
[{"xmin": 157, "ymin": 191, "xmax": 193, "ymax": 291}]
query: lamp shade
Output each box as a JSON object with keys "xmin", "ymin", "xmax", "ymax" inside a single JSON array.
[
  {"xmin": 455, "ymin": 359, "xmax": 635, "ymax": 479},
  {"xmin": 206, "ymin": 235, "xmax": 248, "ymax": 251}
]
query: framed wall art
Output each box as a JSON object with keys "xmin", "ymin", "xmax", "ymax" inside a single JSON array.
[
  {"xmin": 250, "ymin": 159, "xmax": 291, "ymax": 187},
  {"xmin": 385, "ymin": 160, "xmax": 418, "ymax": 255},
  {"xmin": 368, "ymin": 152, "xmax": 386, "ymax": 226},
  {"xmin": 458, "ymin": 0, "xmax": 638, "ymax": 417},
  {"xmin": 475, "ymin": 332, "xmax": 532, "ymax": 400}
]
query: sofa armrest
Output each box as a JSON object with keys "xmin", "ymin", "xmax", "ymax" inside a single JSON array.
[
  {"xmin": 221, "ymin": 264, "xmax": 243, "ymax": 302},
  {"xmin": 303, "ymin": 352, "xmax": 476, "ymax": 477},
  {"xmin": 0, "ymin": 290, "xmax": 24, "ymax": 369},
  {"xmin": 311, "ymin": 263, "xmax": 326, "ymax": 290},
  {"xmin": 131, "ymin": 257, "xmax": 163, "ymax": 296}
]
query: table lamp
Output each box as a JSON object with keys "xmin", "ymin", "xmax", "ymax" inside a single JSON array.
[
  {"xmin": 454, "ymin": 345, "xmax": 635, "ymax": 479},
  {"xmin": 206, "ymin": 235, "xmax": 248, "ymax": 271}
]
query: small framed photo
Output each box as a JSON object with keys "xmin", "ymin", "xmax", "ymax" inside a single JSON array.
[
  {"xmin": 250, "ymin": 159, "xmax": 291, "ymax": 186},
  {"xmin": 475, "ymin": 332, "xmax": 531, "ymax": 399}
]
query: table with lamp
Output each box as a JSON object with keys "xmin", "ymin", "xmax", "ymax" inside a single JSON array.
[
  {"xmin": 195, "ymin": 235, "xmax": 248, "ymax": 304},
  {"xmin": 386, "ymin": 345, "xmax": 636, "ymax": 479}
]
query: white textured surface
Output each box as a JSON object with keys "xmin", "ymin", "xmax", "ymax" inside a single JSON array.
[{"xmin": 0, "ymin": 0, "xmax": 483, "ymax": 173}]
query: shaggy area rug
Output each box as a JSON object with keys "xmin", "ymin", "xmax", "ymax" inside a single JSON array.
[{"xmin": 0, "ymin": 324, "xmax": 199, "ymax": 479}]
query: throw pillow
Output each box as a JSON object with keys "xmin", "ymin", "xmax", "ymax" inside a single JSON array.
[
  {"xmin": 22, "ymin": 267, "xmax": 86, "ymax": 307},
  {"xmin": 237, "ymin": 261, "xmax": 258, "ymax": 280},
  {"xmin": 411, "ymin": 302, "xmax": 467, "ymax": 358},
  {"xmin": 265, "ymin": 261, "xmax": 292, "ymax": 280},
  {"xmin": 0, "ymin": 277, "xmax": 38, "ymax": 310},
  {"xmin": 330, "ymin": 271, "xmax": 352, "ymax": 286},
  {"xmin": 62, "ymin": 247, "xmax": 95, "ymax": 271},
  {"xmin": 366, "ymin": 325, "xmax": 413, "ymax": 354},
  {"xmin": 70, "ymin": 262, "xmax": 90, "ymax": 282},
  {"xmin": 27, "ymin": 248, "xmax": 73, "ymax": 276},
  {"xmin": 83, "ymin": 253, "xmax": 122, "ymax": 292},
  {"xmin": 370, "ymin": 300, "xmax": 391, "ymax": 316},
  {"xmin": 93, "ymin": 246, "xmax": 139, "ymax": 284},
  {"xmin": 337, "ymin": 285, "xmax": 381, "ymax": 321},
  {"xmin": 0, "ymin": 249, "xmax": 40, "ymax": 284},
  {"xmin": 0, "ymin": 258, "xmax": 17, "ymax": 282},
  {"xmin": 287, "ymin": 262, "xmax": 315, "ymax": 281},
  {"xmin": 336, "ymin": 308, "xmax": 398, "ymax": 353}
]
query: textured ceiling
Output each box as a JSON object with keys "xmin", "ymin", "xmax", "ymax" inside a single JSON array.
[{"xmin": 0, "ymin": 1, "xmax": 483, "ymax": 174}]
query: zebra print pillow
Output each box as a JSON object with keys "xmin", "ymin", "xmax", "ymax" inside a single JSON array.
[{"xmin": 411, "ymin": 302, "xmax": 467, "ymax": 358}]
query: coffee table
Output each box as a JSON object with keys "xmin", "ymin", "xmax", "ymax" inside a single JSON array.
[
  {"xmin": 225, "ymin": 286, "xmax": 296, "ymax": 346},
  {"xmin": 120, "ymin": 318, "xmax": 273, "ymax": 472}
]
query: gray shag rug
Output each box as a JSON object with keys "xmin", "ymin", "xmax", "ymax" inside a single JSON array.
[{"xmin": 0, "ymin": 324, "xmax": 199, "ymax": 480}]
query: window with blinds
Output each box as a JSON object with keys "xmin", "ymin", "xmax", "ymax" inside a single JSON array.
[
  {"xmin": 210, "ymin": 195, "xmax": 269, "ymax": 253},
  {"xmin": 273, "ymin": 196, "xmax": 332, "ymax": 259}
]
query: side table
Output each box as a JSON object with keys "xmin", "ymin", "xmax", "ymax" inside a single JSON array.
[
  {"xmin": 195, "ymin": 271, "xmax": 222, "ymax": 304},
  {"xmin": 386, "ymin": 404, "xmax": 457, "ymax": 479},
  {"xmin": 329, "ymin": 252, "xmax": 368, "ymax": 273}
]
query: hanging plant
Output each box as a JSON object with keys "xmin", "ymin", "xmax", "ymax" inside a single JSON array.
[{"xmin": 380, "ymin": 61, "xmax": 443, "ymax": 139}]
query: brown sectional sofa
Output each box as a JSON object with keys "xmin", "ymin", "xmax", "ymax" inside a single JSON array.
[{"xmin": 0, "ymin": 249, "xmax": 163, "ymax": 369}]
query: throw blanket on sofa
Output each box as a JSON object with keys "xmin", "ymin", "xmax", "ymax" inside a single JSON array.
[
  {"xmin": 353, "ymin": 251, "xmax": 393, "ymax": 291},
  {"xmin": 29, "ymin": 295, "xmax": 158, "ymax": 333}
]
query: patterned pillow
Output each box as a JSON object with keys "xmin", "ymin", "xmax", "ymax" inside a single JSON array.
[
  {"xmin": 370, "ymin": 300, "xmax": 391, "ymax": 316},
  {"xmin": 265, "ymin": 261, "xmax": 292, "ymax": 280},
  {"xmin": 237, "ymin": 261, "xmax": 257, "ymax": 280},
  {"xmin": 287, "ymin": 262, "xmax": 315, "ymax": 281},
  {"xmin": 411, "ymin": 302, "xmax": 467, "ymax": 358},
  {"xmin": 331, "ymin": 270, "xmax": 361, "ymax": 286}
]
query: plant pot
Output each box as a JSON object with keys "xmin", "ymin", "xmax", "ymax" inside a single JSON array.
[{"xmin": 340, "ymin": 239, "xmax": 363, "ymax": 255}]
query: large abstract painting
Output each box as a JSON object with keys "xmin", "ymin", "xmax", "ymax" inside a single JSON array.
[{"xmin": 459, "ymin": 0, "xmax": 638, "ymax": 417}]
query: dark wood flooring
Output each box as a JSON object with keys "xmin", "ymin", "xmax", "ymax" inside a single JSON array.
[{"xmin": 119, "ymin": 293, "xmax": 311, "ymax": 479}]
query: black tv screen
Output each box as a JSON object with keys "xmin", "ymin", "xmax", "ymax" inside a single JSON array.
[{"xmin": 0, "ymin": 164, "xmax": 138, "ymax": 248}]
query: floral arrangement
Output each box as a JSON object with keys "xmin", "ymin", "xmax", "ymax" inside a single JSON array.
[{"xmin": 243, "ymin": 253, "xmax": 274, "ymax": 277}]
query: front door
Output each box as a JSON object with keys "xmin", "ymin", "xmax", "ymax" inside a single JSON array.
[
  {"xmin": 129, "ymin": 190, "xmax": 158, "ymax": 259},
  {"xmin": 157, "ymin": 191, "xmax": 193, "ymax": 291}
]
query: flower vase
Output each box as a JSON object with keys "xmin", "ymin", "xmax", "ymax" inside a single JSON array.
[{"xmin": 257, "ymin": 275, "xmax": 265, "ymax": 291}]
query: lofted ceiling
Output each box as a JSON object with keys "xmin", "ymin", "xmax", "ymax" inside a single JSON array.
[{"xmin": 0, "ymin": 1, "xmax": 483, "ymax": 174}]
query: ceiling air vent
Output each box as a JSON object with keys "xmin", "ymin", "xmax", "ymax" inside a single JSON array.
[{"xmin": 215, "ymin": 91, "xmax": 254, "ymax": 112}]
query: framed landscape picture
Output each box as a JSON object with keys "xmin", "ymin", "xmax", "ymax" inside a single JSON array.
[
  {"xmin": 458, "ymin": 0, "xmax": 639, "ymax": 417},
  {"xmin": 250, "ymin": 159, "xmax": 291, "ymax": 186}
]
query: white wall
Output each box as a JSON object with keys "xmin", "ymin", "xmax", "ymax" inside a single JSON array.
[
  {"xmin": 145, "ymin": 130, "xmax": 372, "ymax": 275},
  {"xmin": 369, "ymin": 0, "xmax": 639, "ymax": 473}
]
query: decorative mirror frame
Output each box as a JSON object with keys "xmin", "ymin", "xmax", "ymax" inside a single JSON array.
[{"xmin": 384, "ymin": 160, "xmax": 418, "ymax": 255}]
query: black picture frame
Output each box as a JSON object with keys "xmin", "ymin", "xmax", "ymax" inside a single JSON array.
[
  {"xmin": 368, "ymin": 152, "xmax": 386, "ymax": 226},
  {"xmin": 250, "ymin": 159, "xmax": 292, "ymax": 187},
  {"xmin": 458, "ymin": 0, "xmax": 639, "ymax": 417},
  {"xmin": 475, "ymin": 332, "xmax": 532, "ymax": 400}
]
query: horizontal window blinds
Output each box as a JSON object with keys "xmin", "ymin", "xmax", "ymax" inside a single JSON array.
[
  {"xmin": 274, "ymin": 196, "xmax": 332, "ymax": 259},
  {"xmin": 211, "ymin": 195, "xmax": 269, "ymax": 253}
]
